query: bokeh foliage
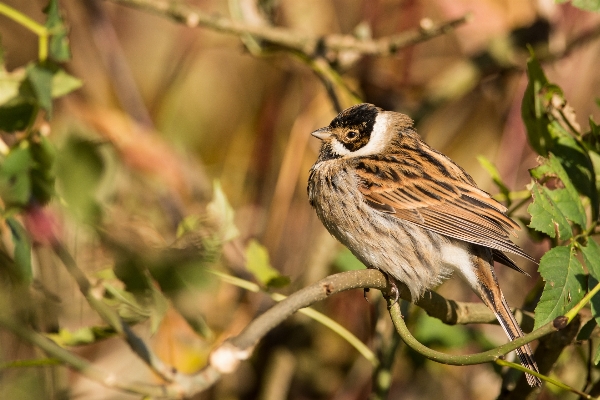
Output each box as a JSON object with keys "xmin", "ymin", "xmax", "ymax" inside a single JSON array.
[{"xmin": 1, "ymin": 1, "xmax": 600, "ymax": 399}]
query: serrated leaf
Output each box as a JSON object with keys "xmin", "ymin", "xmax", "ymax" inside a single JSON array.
[
  {"xmin": 553, "ymin": 133, "xmax": 599, "ymax": 221},
  {"xmin": 530, "ymin": 154, "xmax": 587, "ymax": 228},
  {"xmin": 527, "ymin": 182, "xmax": 572, "ymax": 239},
  {"xmin": 245, "ymin": 239, "xmax": 289, "ymax": 288},
  {"xmin": 534, "ymin": 245, "xmax": 586, "ymax": 329},
  {"xmin": 206, "ymin": 181, "xmax": 239, "ymax": 242}
]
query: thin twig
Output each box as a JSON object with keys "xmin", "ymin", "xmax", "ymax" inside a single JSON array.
[
  {"xmin": 52, "ymin": 242, "xmax": 180, "ymax": 383},
  {"xmin": 0, "ymin": 315, "xmax": 176, "ymax": 398},
  {"xmin": 105, "ymin": 0, "xmax": 470, "ymax": 56}
]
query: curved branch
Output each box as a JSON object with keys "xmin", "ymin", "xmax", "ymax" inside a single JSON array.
[
  {"xmin": 105, "ymin": 0, "xmax": 470, "ymax": 56},
  {"xmin": 388, "ymin": 299, "xmax": 562, "ymax": 366}
]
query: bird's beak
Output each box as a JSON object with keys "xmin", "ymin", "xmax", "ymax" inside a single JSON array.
[{"xmin": 311, "ymin": 127, "xmax": 332, "ymax": 140}]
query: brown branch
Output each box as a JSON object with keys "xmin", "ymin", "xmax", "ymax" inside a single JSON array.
[{"xmin": 105, "ymin": 0, "xmax": 470, "ymax": 56}]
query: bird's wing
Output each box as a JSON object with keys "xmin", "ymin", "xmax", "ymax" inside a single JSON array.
[{"xmin": 354, "ymin": 150, "xmax": 536, "ymax": 267}]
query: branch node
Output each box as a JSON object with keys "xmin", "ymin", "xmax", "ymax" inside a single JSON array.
[
  {"xmin": 186, "ymin": 13, "xmax": 200, "ymax": 27},
  {"xmin": 209, "ymin": 341, "xmax": 252, "ymax": 374},
  {"xmin": 322, "ymin": 282, "xmax": 334, "ymax": 296},
  {"xmin": 553, "ymin": 316, "xmax": 568, "ymax": 330}
]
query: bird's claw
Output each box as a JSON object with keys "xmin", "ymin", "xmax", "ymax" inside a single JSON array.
[{"xmin": 363, "ymin": 288, "xmax": 370, "ymax": 302}]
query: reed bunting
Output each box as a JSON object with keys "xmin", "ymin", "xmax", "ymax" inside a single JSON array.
[{"xmin": 307, "ymin": 103, "xmax": 541, "ymax": 387}]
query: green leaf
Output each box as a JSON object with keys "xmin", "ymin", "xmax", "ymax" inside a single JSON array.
[
  {"xmin": 206, "ymin": 181, "xmax": 239, "ymax": 242},
  {"xmin": 530, "ymin": 154, "xmax": 587, "ymax": 229},
  {"xmin": 176, "ymin": 215, "xmax": 201, "ymax": 238},
  {"xmin": 30, "ymin": 135, "xmax": 56, "ymax": 205},
  {"xmin": 148, "ymin": 283, "xmax": 169, "ymax": 334},
  {"xmin": 522, "ymin": 55, "xmax": 552, "ymax": 155},
  {"xmin": 6, "ymin": 217, "xmax": 32, "ymax": 283},
  {"xmin": 595, "ymin": 343, "xmax": 600, "ymax": 365},
  {"xmin": 245, "ymin": 239, "xmax": 289, "ymax": 288},
  {"xmin": 527, "ymin": 182, "xmax": 572, "ymax": 239},
  {"xmin": 589, "ymin": 276, "xmax": 600, "ymax": 336},
  {"xmin": 0, "ymin": 146, "xmax": 34, "ymax": 207},
  {"xmin": 333, "ymin": 248, "xmax": 365, "ymax": 271},
  {"xmin": 534, "ymin": 245, "xmax": 586, "ymax": 329},
  {"xmin": 583, "ymin": 241, "xmax": 600, "ymax": 336},
  {"xmin": 56, "ymin": 136, "xmax": 104, "ymax": 223},
  {"xmin": 0, "ymin": 99, "xmax": 36, "ymax": 132},
  {"xmin": 26, "ymin": 63, "xmax": 53, "ymax": 115},
  {"xmin": 44, "ymin": 0, "xmax": 71, "ymax": 61},
  {"xmin": 581, "ymin": 239, "xmax": 600, "ymax": 280},
  {"xmin": 576, "ymin": 318, "xmax": 597, "ymax": 341},
  {"xmin": 551, "ymin": 131, "xmax": 598, "ymax": 220},
  {"xmin": 47, "ymin": 326, "xmax": 116, "ymax": 346},
  {"xmin": 51, "ymin": 69, "xmax": 82, "ymax": 98},
  {"xmin": 0, "ymin": 66, "xmax": 25, "ymax": 106}
]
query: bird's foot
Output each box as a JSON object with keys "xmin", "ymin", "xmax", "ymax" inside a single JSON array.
[{"xmin": 363, "ymin": 288, "xmax": 370, "ymax": 302}]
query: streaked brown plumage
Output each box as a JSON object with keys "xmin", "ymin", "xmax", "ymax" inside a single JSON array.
[{"xmin": 307, "ymin": 103, "xmax": 541, "ymax": 387}]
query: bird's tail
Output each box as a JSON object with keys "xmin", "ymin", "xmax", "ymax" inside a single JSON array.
[
  {"xmin": 471, "ymin": 263, "xmax": 541, "ymax": 387},
  {"xmin": 491, "ymin": 294, "xmax": 541, "ymax": 387}
]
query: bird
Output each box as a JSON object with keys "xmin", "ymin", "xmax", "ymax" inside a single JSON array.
[{"xmin": 307, "ymin": 103, "xmax": 541, "ymax": 387}]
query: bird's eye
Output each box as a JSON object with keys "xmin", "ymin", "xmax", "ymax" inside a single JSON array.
[{"xmin": 346, "ymin": 131, "xmax": 358, "ymax": 139}]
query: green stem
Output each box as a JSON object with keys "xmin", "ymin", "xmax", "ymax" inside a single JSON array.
[
  {"xmin": 564, "ymin": 281, "xmax": 600, "ymax": 323},
  {"xmin": 388, "ymin": 300, "xmax": 556, "ymax": 366},
  {"xmin": 506, "ymin": 191, "xmax": 532, "ymax": 216},
  {"xmin": 0, "ymin": 2, "xmax": 49, "ymax": 61},
  {"xmin": 210, "ymin": 270, "xmax": 378, "ymax": 366},
  {"xmin": 495, "ymin": 359, "xmax": 591, "ymax": 398}
]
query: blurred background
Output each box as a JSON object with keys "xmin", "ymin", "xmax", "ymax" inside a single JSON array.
[{"xmin": 1, "ymin": 0, "xmax": 600, "ymax": 399}]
